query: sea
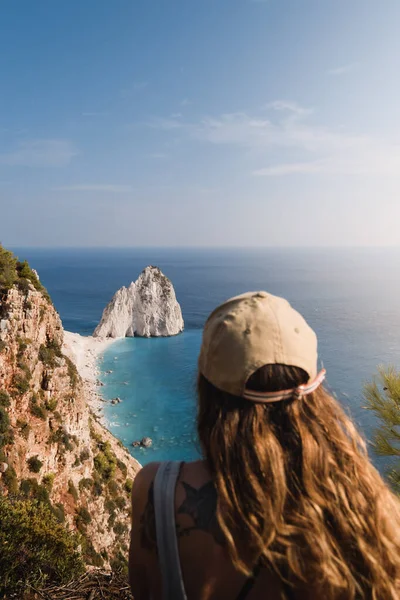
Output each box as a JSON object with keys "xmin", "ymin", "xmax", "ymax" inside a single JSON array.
[{"xmin": 12, "ymin": 247, "xmax": 400, "ymax": 471}]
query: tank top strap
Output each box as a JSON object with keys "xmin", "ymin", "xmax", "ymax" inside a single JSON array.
[{"xmin": 154, "ymin": 460, "xmax": 187, "ymax": 600}]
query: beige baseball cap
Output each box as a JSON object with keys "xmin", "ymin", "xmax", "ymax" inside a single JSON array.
[{"xmin": 198, "ymin": 291, "xmax": 319, "ymax": 399}]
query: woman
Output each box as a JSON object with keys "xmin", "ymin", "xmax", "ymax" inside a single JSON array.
[{"xmin": 129, "ymin": 291, "xmax": 400, "ymax": 599}]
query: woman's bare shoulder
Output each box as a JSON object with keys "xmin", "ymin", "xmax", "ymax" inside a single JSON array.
[{"xmin": 131, "ymin": 459, "xmax": 209, "ymax": 503}]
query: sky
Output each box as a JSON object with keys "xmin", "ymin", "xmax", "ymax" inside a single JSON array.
[{"xmin": 1, "ymin": 0, "xmax": 400, "ymax": 247}]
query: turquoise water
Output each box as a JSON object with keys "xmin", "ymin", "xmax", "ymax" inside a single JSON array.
[
  {"xmin": 99, "ymin": 333, "xmax": 202, "ymax": 463},
  {"xmin": 13, "ymin": 247, "xmax": 400, "ymax": 468}
]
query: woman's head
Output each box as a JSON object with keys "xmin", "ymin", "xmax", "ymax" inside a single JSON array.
[
  {"xmin": 198, "ymin": 291, "xmax": 320, "ymax": 400},
  {"xmin": 197, "ymin": 292, "xmax": 400, "ymax": 599}
]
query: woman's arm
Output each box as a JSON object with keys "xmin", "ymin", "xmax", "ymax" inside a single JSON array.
[{"xmin": 129, "ymin": 463, "xmax": 160, "ymax": 600}]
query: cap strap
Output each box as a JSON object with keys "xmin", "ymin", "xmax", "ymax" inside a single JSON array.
[{"xmin": 243, "ymin": 369, "xmax": 326, "ymax": 404}]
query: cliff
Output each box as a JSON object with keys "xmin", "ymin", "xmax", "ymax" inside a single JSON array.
[
  {"xmin": 0, "ymin": 264, "xmax": 141, "ymax": 573},
  {"xmin": 94, "ymin": 265, "xmax": 184, "ymax": 338}
]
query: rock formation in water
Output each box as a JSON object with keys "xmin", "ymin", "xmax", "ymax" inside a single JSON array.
[
  {"xmin": 93, "ymin": 265, "xmax": 184, "ymax": 338},
  {"xmin": 0, "ymin": 246, "xmax": 141, "ymax": 571}
]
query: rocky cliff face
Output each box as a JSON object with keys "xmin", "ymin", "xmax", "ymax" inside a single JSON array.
[
  {"xmin": 0, "ymin": 283, "xmax": 141, "ymax": 569},
  {"xmin": 94, "ymin": 265, "xmax": 184, "ymax": 338}
]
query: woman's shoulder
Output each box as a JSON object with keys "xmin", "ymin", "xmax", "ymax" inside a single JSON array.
[
  {"xmin": 131, "ymin": 459, "xmax": 208, "ymax": 502},
  {"xmin": 130, "ymin": 461, "xmax": 160, "ymax": 506}
]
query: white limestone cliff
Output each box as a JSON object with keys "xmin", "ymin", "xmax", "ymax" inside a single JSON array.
[{"xmin": 93, "ymin": 266, "xmax": 184, "ymax": 338}]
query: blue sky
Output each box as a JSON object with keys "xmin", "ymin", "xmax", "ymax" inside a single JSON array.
[{"xmin": 1, "ymin": 0, "xmax": 400, "ymax": 246}]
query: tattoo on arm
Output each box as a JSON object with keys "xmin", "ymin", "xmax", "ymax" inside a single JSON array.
[
  {"xmin": 139, "ymin": 479, "xmax": 224, "ymax": 553},
  {"xmin": 139, "ymin": 482, "xmax": 157, "ymax": 552}
]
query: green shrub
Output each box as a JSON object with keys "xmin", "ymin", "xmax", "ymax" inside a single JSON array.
[
  {"xmin": 82, "ymin": 539, "xmax": 104, "ymax": 567},
  {"xmin": 110, "ymin": 550, "xmax": 129, "ymax": 575},
  {"xmin": 0, "ymin": 495, "xmax": 84, "ymax": 595},
  {"xmin": 2, "ymin": 464, "xmax": 18, "ymax": 494},
  {"xmin": 42, "ymin": 473, "xmax": 55, "ymax": 492},
  {"xmin": 0, "ymin": 405, "xmax": 10, "ymax": 434},
  {"xmin": 49, "ymin": 427, "xmax": 74, "ymax": 452},
  {"xmin": 65, "ymin": 356, "xmax": 79, "ymax": 388},
  {"xmin": 39, "ymin": 341, "xmax": 62, "ymax": 368},
  {"xmin": 47, "ymin": 338, "xmax": 62, "ymax": 353},
  {"xmin": 115, "ymin": 496, "xmax": 127, "ymax": 510},
  {"xmin": 108, "ymin": 479, "xmax": 119, "ymax": 497},
  {"xmin": 16, "ymin": 418, "xmax": 31, "ymax": 440},
  {"xmin": 92, "ymin": 474, "xmax": 103, "ymax": 497},
  {"xmin": 16, "ymin": 260, "xmax": 32, "ymax": 280},
  {"xmin": 0, "ymin": 340, "xmax": 7, "ymax": 353},
  {"xmin": 94, "ymin": 441, "xmax": 117, "ymax": 481},
  {"xmin": 52, "ymin": 502, "xmax": 65, "ymax": 523},
  {"xmin": 16, "ymin": 259, "xmax": 52, "ymax": 304},
  {"xmin": 27, "ymin": 455, "xmax": 43, "ymax": 473},
  {"xmin": 124, "ymin": 478, "xmax": 133, "ymax": 494},
  {"xmin": 53, "ymin": 410, "xmax": 62, "ymax": 422},
  {"xmin": 20, "ymin": 479, "xmax": 50, "ymax": 504},
  {"xmin": 17, "ymin": 360, "xmax": 31, "ymax": 380},
  {"xmin": 75, "ymin": 506, "xmax": 92, "ymax": 528},
  {"xmin": 24, "ymin": 300, "xmax": 32, "ymax": 310},
  {"xmin": 45, "ymin": 397, "xmax": 58, "ymax": 411},
  {"xmin": 0, "ymin": 405, "xmax": 12, "ymax": 448},
  {"xmin": 117, "ymin": 459, "xmax": 128, "ymax": 476},
  {"xmin": 17, "ymin": 336, "xmax": 28, "ymax": 357},
  {"xmin": 67, "ymin": 480, "xmax": 78, "ymax": 502},
  {"xmin": 78, "ymin": 477, "xmax": 93, "ymax": 492},
  {"xmin": 89, "ymin": 420, "xmax": 103, "ymax": 443},
  {"xmin": 0, "ymin": 390, "xmax": 11, "ymax": 408},
  {"xmin": 17, "ymin": 277, "xmax": 31, "ymax": 294},
  {"xmin": 113, "ymin": 521, "xmax": 128, "ymax": 536},
  {"xmin": 30, "ymin": 401, "xmax": 47, "ymax": 420},
  {"xmin": 0, "ymin": 428, "xmax": 14, "ymax": 448},
  {"xmin": 80, "ymin": 448, "xmax": 90, "ymax": 462},
  {"xmin": 105, "ymin": 498, "xmax": 117, "ymax": 515},
  {"xmin": 12, "ymin": 374, "xmax": 30, "ymax": 395},
  {"xmin": 20, "ymin": 478, "xmax": 34, "ymax": 497},
  {"xmin": 0, "ymin": 244, "xmax": 17, "ymax": 291}
]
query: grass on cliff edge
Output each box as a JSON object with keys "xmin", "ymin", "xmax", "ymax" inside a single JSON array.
[
  {"xmin": 0, "ymin": 495, "xmax": 84, "ymax": 596},
  {"xmin": 0, "ymin": 243, "xmax": 51, "ymax": 303}
]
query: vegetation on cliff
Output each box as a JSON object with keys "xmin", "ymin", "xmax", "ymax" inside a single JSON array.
[
  {"xmin": 0, "ymin": 244, "xmax": 51, "ymax": 303},
  {"xmin": 0, "ymin": 244, "xmax": 140, "ymax": 597},
  {"xmin": 365, "ymin": 366, "xmax": 400, "ymax": 494},
  {"xmin": 0, "ymin": 495, "xmax": 84, "ymax": 596}
]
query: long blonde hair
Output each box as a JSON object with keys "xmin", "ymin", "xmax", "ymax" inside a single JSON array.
[{"xmin": 197, "ymin": 364, "xmax": 400, "ymax": 599}]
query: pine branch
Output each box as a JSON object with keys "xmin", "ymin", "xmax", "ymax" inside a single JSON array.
[
  {"xmin": 364, "ymin": 367, "xmax": 400, "ymax": 494},
  {"xmin": 388, "ymin": 467, "xmax": 400, "ymax": 495},
  {"xmin": 373, "ymin": 431, "xmax": 400, "ymax": 457}
]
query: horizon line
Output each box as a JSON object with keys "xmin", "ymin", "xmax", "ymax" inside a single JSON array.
[{"xmin": 7, "ymin": 244, "xmax": 400, "ymax": 251}]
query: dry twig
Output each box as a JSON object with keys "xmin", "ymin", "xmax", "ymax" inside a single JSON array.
[{"xmin": 22, "ymin": 570, "xmax": 134, "ymax": 600}]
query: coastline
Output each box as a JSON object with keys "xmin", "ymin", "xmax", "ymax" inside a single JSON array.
[{"xmin": 63, "ymin": 330, "xmax": 118, "ymax": 423}]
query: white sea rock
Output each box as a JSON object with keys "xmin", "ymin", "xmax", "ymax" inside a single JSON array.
[{"xmin": 93, "ymin": 266, "xmax": 184, "ymax": 338}]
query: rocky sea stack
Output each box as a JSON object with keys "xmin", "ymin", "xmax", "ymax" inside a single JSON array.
[{"xmin": 93, "ymin": 266, "xmax": 184, "ymax": 338}]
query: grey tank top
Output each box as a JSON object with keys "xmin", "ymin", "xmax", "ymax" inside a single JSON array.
[{"xmin": 153, "ymin": 461, "xmax": 266, "ymax": 600}]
